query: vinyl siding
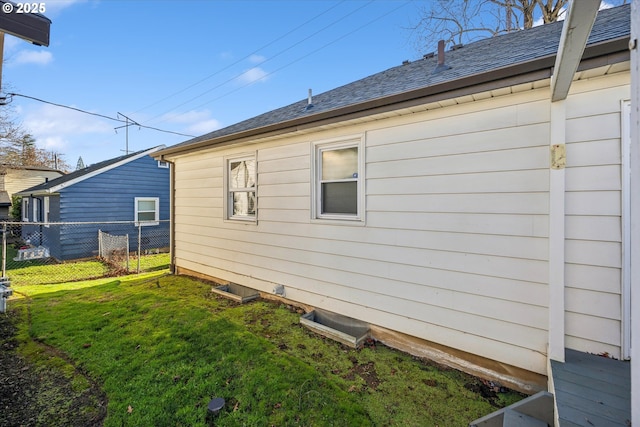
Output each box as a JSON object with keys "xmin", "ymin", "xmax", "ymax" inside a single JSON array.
[
  {"xmin": 46, "ymin": 155, "xmax": 171, "ymax": 260},
  {"xmin": 169, "ymin": 70, "xmax": 629, "ymax": 376},
  {"xmin": 563, "ymin": 73, "xmax": 629, "ymax": 358},
  {"xmin": 3, "ymin": 169, "xmax": 63, "ymax": 197},
  {"xmin": 171, "ymin": 87, "xmax": 552, "ymax": 375}
]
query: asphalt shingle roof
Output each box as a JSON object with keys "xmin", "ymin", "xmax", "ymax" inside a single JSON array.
[{"xmin": 166, "ymin": 4, "xmax": 630, "ymax": 151}]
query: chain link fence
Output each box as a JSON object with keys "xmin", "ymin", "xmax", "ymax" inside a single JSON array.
[{"xmin": 1, "ymin": 220, "xmax": 170, "ymax": 287}]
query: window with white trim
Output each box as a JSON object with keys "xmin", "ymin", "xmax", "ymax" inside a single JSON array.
[
  {"xmin": 313, "ymin": 136, "xmax": 364, "ymax": 221},
  {"xmin": 44, "ymin": 197, "xmax": 50, "ymax": 227},
  {"xmin": 135, "ymin": 197, "xmax": 159, "ymax": 226},
  {"xmin": 226, "ymin": 155, "xmax": 256, "ymax": 221},
  {"xmin": 21, "ymin": 198, "xmax": 29, "ymax": 222},
  {"xmin": 158, "ymin": 160, "xmax": 169, "ymax": 169},
  {"xmin": 33, "ymin": 198, "xmax": 40, "ymax": 222}
]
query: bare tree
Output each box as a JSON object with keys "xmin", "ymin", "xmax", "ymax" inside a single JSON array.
[
  {"xmin": 0, "ymin": 105, "xmax": 70, "ymax": 171},
  {"xmin": 409, "ymin": 0, "xmax": 627, "ymax": 53}
]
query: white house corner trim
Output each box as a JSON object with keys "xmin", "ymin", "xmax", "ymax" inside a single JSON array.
[{"xmin": 548, "ymin": 99, "xmax": 566, "ymax": 363}]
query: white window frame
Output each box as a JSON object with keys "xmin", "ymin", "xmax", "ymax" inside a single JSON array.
[
  {"xmin": 134, "ymin": 197, "xmax": 159, "ymax": 226},
  {"xmin": 44, "ymin": 196, "xmax": 50, "ymax": 227},
  {"xmin": 224, "ymin": 153, "xmax": 257, "ymax": 222},
  {"xmin": 33, "ymin": 198, "xmax": 40, "ymax": 223},
  {"xmin": 21, "ymin": 198, "xmax": 29, "ymax": 222},
  {"xmin": 157, "ymin": 160, "xmax": 169, "ymax": 169},
  {"xmin": 311, "ymin": 135, "xmax": 365, "ymax": 222}
]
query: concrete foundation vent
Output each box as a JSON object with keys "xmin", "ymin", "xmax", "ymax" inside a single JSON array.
[
  {"xmin": 300, "ymin": 309, "xmax": 370, "ymax": 348},
  {"xmin": 211, "ymin": 283, "xmax": 259, "ymax": 303}
]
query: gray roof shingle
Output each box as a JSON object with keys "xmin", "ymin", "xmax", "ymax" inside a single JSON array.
[{"xmin": 163, "ymin": 4, "xmax": 630, "ymax": 152}]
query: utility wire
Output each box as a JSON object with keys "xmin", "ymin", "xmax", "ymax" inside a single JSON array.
[
  {"xmin": 133, "ymin": 0, "xmax": 348, "ymax": 115},
  {"xmin": 8, "ymin": 93, "xmax": 124, "ymax": 123},
  {"xmin": 176, "ymin": 1, "xmax": 412, "ymax": 115},
  {"xmin": 8, "ymin": 93, "xmax": 196, "ymax": 138},
  {"xmin": 141, "ymin": 0, "xmax": 374, "ymax": 126}
]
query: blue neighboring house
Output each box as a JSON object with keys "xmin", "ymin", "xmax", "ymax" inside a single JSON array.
[{"xmin": 16, "ymin": 146, "xmax": 170, "ymax": 261}]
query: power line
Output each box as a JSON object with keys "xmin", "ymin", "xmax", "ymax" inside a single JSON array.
[
  {"xmin": 141, "ymin": 0, "xmax": 375, "ymax": 126},
  {"xmin": 175, "ymin": 1, "xmax": 412, "ymax": 115},
  {"xmin": 8, "ymin": 93, "xmax": 124, "ymax": 123},
  {"xmin": 132, "ymin": 0, "xmax": 348, "ymax": 115},
  {"xmin": 8, "ymin": 93, "xmax": 196, "ymax": 138}
]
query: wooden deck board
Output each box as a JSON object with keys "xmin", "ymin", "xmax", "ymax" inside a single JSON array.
[{"xmin": 551, "ymin": 349, "xmax": 631, "ymax": 427}]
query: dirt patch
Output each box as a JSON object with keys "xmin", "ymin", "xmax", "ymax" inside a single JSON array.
[
  {"xmin": 464, "ymin": 379, "xmax": 505, "ymax": 408},
  {"xmin": 343, "ymin": 359, "xmax": 381, "ymax": 390},
  {"xmin": 0, "ymin": 308, "xmax": 107, "ymax": 427}
]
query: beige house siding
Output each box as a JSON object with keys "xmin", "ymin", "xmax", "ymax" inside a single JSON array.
[
  {"xmin": 564, "ymin": 72, "xmax": 630, "ymax": 358},
  {"xmin": 167, "ymin": 69, "xmax": 629, "ymax": 378},
  {"xmin": 3, "ymin": 168, "xmax": 63, "ymax": 196},
  {"xmin": 0, "ymin": 167, "xmax": 63, "ymax": 219},
  {"xmin": 170, "ymin": 86, "xmax": 553, "ymax": 375}
]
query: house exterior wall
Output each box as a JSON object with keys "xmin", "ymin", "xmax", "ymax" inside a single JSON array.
[
  {"xmin": 564, "ymin": 72, "xmax": 630, "ymax": 358},
  {"xmin": 0, "ymin": 168, "xmax": 63, "ymax": 220},
  {"xmin": 167, "ymin": 70, "xmax": 629, "ymax": 377},
  {"xmin": 3, "ymin": 168, "xmax": 63, "ymax": 198},
  {"xmin": 21, "ymin": 155, "xmax": 170, "ymax": 260}
]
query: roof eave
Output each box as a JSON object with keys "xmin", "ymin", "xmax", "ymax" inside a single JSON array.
[{"xmin": 155, "ymin": 35, "xmax": 630, "ymax": 159}]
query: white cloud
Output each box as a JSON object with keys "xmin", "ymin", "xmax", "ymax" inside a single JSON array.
[
  {"xmin": 186, "ymin": 119, "xmax": 221, "ymax": 135},
  {"xmin": 237, "ymin": 67, "xmax": 269, "ymax": 84},
  {"xmin": 39, "ymin": 135, "xmax": 68, "ymax": 151},
  {"xmin": 159, "ymin": 109, "xmax": 221, "ymax": 135},
  {"xmin": 11, "ymin": 50, "xmax": 53, "ymax": 66},
  {"xmin": 161, "ymin": 110, "xmax": 212, "ymax": 124},
  {"xmin": 248, "ymin": 54, "xmax": 266, "ymax": 64},
  {"xmin": 23, "ymin": 104, "xmax": 113, "ymax": 153},
  {"xmin": 533, "ymin": 2, "xmax": 613, "ymax": 27}
]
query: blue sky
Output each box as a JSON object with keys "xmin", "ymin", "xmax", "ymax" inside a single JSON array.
[{"xmin": 3, "ymin": 0, "xmax": 422, "ymax": 167}]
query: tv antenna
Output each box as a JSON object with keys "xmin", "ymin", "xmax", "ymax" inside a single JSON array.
[{"xmin": 115, "ymin": 112, "xmax": 141, "ymax": 155}]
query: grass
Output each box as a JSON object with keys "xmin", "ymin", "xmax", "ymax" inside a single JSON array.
[
  {"xmin": 9, "ymin": 261, "xmax": 109, "ymax": 286},
  {"xmin": 8, "ymin": 272, "xmax": 523, "ymax": 426},
  {"xmin": 6, "ymin": 250, "xmax": 170, "ymax": 288}
]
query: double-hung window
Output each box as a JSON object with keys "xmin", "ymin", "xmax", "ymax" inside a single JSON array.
[
  {"xmin": 135, "ymin": 197, "xmax": 159, "ymax": 226},
  {"xmin": 44, "ymin": 197, "xmax": 50, "ymax": 227},
  {"xmin": 226, "ymin": 154, "xmax": 257, "ymax": 221},
  {"xmin": 33, "ymin": 198, "xmax": 40, "ymax": 222},
  {"xmin": 313, "ymin": 136, "xmax": 364, "ymax": 221},
  {"xmin": 22, "ymin": 198, "xmax": 29, "ymax": 222}
]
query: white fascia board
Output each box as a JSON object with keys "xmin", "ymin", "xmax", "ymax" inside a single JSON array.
[
  {"xmin": 48, "ymin": 145, "xmax": 166, "ymax": 193},
  {"xmin": 551, "ymin": 0, "xmax": 601, "ymax": 102}
]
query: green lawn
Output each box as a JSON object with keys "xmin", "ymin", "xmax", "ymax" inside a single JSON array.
[{"xmin": 8, "ymin": 273, "xmax": 523, "ymax": 426}]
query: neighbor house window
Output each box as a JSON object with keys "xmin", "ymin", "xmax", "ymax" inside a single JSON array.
[
  {"xmin": 33, "ymin": 198, "xmax": 40, "ymax": 222},
  {"xmin": 313, "ymin": 136, "xmax": 364, "ymax": 221},
  {"xmin": 21, "ymin": 198, "xmax": 29, "ymax": 222},
  {"xmin": 157, "ymin": 160, "xmax": 169, "ymax": 169},
  {"xmin": 135, "ymin": 197, "xmax": 159, "ymax": 226},
  {"xmin": 226, "ymin": 154, "xmax": 257, "ymax": 221},
  {"xmin": 44, "ymin": 197, "xmax": 50, "ymax": 227}
]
